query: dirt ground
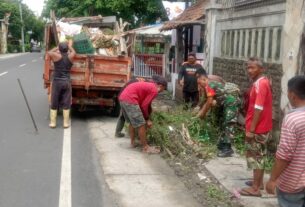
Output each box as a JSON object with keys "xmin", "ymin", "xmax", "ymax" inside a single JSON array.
[{"xmin": 152, "ymin": 92, "xmax": 243, "ymax": 207}]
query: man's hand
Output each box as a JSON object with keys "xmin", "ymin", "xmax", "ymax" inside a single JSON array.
[
  {"xmin": 179, "ymin": 80, "xmax": 184, "ymax": 87},
  {"xmin": 192, "ymin": 106, "xmax": 200, "ymax": 114},
  {"xmin": 266, "ymin": 180, "xmax": 276, "ymax": 194},
  {"xmin": 245, "ymin": 131, "xmax": 255, "ymax": 142},
  {"xmin": 68, "ymin": 39, "xmax": 73, "ymax": 48},
  {"xmin": 146, "ymin": 120, "xmax": 153, "ymax": 128},
  {"xmin": 196, "ymin": 110, "xmax": 204, "ymax": 119}
]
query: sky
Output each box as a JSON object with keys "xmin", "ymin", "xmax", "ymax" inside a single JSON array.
[{"xmin": 23, "ymin": 0, "xmax": 45, "ymax": 16}]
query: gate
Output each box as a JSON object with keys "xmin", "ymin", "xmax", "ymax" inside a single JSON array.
[{"xmin": 133, "ymin": 54, "xmax": 165, "ymax": 77}]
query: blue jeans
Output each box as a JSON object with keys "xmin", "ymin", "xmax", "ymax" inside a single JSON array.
[{"xmin": 277, "ymin": 188, "xmax": 305, "ymax": 207}]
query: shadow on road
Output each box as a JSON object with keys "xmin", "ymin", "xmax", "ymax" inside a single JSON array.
[{"xmin": 71, "ymin": 108, "xmax": 117, "ymax": 121}]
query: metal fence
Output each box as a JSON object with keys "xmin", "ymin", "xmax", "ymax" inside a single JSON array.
[{"xmin": 133, "ymin": 54, "xmax": 165, "ymax": 77}]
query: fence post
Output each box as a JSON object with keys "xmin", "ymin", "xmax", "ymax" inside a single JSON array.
[{"xmin": 162, "ymin": 54, "xmax": 166, "ymax": 77}]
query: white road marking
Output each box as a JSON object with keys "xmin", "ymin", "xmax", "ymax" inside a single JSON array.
[
  {"xmin": 32, "ymin": 59, "xmax": 37, "ymax": 62},
  {"xmin": 59, "ymin": 122, "xmax": 72, "ymax": 207},
  {"xmin": 19, "ymin": 64, "xmax": 26, "ymax": 68},
  {"xmin": 0, "ymin": 71, "xmax": 8, "ymax": 77}
]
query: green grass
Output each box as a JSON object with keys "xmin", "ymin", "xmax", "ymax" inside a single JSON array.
[{"xmin": 207, "ymin": 184, "xmax": 227, "ymax": 200}]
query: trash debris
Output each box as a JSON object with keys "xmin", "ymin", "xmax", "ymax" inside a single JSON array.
[
  {"xmin": 231, "ymin": 188, "xmax": 241, "ymax": 199},
  {"xmin": 57, "ymin": 21, "xmax": 82, "ymax": 37},
  {"xmin": 197, "ymin": 173, "xmax": 207, "ymax": 180},
  {"xmin": 54, "ymin": 17, "xmax": 128, "ymax": 56}
]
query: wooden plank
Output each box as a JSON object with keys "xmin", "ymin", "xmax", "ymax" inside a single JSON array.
[{"xmin": 50, "ymin": 10, "xmax": 59, "ymax": 45}]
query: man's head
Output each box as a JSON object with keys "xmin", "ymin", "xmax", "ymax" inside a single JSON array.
[
  {"xmin": 287, "ymin": 76, "xmax": 305, "ymax": 107},
  {"xmin": 247, "ymin": 57, "xmax": 264, "ymax": 80},
  {"xmin": 59, "ymin": 42, "xmax": 68, "ymax": 53},
  {"xmin": 152, "ymin": 75, "xmax": 167, "ymax": 92},
  {"xmin": 195, "ymin": 69, "xmax": 208, "ymax": 88},
  {"xmin": 187, "ymin": 52, "xmax": 197, "ymax": 64}
]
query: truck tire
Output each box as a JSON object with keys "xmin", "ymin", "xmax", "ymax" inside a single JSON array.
[{"xmin": 110, "ymin": 100, "xmax": 121, "ymax": 117}]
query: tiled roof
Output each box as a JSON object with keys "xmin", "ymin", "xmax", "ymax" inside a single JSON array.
[{"xmin": 161, "ymin": 0, "xmax": 209, "ymax": 31}]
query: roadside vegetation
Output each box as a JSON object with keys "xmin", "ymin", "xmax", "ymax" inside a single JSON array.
[
  {"xmin": 147, "ymin": 105, "xmax": 246, "ymax": 158},
  {"xmin": 146, "ymin": 94, "xmax": 275, "ymax": 206},
  {"xmin": 148, "ymin": 103, "xmax": 275, "ymax": 171}
]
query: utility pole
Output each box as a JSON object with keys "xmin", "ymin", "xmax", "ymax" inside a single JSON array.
[{"xmin": 19, "ymin": 0, "xmax": 25, "ymax": 53}]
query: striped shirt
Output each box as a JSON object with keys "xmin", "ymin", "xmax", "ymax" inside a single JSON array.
[{"xmin": 276, "ymin": 107, "xmax": 305, "ymax": 193}]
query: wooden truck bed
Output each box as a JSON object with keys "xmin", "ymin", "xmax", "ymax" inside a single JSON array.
[{"xmin": 43, "ymin": 54, "xmax": 130, "ymax": 109}]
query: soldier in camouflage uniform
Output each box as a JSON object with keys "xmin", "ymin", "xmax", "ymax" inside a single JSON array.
[{"xmin": 196, "ymin": 71, "xmax": 241, "ymax": 157}]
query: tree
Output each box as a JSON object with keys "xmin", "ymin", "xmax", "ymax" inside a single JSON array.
[
  {"xmin": 0, "ymin": 0, "xmax": 45, "ymax": 52},
  {"xmin": 42, "ymin": 0, "xmax": 167, "ymax": 27}
]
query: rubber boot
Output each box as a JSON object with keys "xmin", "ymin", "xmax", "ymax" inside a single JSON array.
[
  {"xmin": 63, "ymin": 109, "xmax": 70, "ymax": 128},
  {"xmin": 49, "ymin": 109, "xmax": 57, "ymax": 128},
  {"xmin": 217, "ymin": 143, "xmax": 234, "ymax": 158},
  {"xmin": 217, "ymin": 142, "xmax": 225, "ymax": 150}
]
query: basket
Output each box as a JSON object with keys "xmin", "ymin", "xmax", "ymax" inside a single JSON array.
[{"xmin": 73, "ymin": 33, "xmax": 95, "ymax": 54}]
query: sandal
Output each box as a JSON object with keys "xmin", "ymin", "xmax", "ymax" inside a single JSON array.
[
  {"xmin": 239, "ymin": 187, "xmax": 262, "ymax": 197},
  {"xmin": 245, "ymin": 180, "xmax": 264, "ymax": 190}
]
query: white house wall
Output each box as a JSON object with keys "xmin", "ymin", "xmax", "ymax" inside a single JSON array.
[
  {"xmin": 280, "ymin": 0, "xmax": 305, "ymax": 113},
  {"xmin": 214, "ymin": 2, "xmax": 286, "ymax": 60}
]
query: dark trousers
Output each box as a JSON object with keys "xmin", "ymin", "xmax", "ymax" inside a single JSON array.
[
  {"xmin": 183, "ymin": 91, "xmax": 199, "ymax": 107},
  {"xmin": 51, "ymin": 79, "xmax": 71, "ymax": 110}
]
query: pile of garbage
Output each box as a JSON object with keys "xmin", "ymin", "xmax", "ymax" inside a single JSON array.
[{"xmin": 56, "ymin": 17, "xmax": 128, "ymax": 56}]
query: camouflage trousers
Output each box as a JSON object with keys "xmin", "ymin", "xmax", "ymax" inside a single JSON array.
[
  {"xmin": 246, "ymin": 132, "xmax": 271, "ymax": 170},
  {"xmin": 217, "ymin": 94, "xmax": 240, "ymax": 145}
]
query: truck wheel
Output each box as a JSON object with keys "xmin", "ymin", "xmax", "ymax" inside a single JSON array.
[{"xmin": 110, "ymin": 100, "xmax": 120, "ymax": 117}]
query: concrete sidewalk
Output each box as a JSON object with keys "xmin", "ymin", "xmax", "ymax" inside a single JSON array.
[
  {"xmin": 0, "ymin": 53, "xmax": 27, "ymax": 60},
  {"xmin": 88, "ymin": 117, "xmax": 202, "ymax": 207},
  {"xmin": 205, "ymin": 155, "xmax": 278, "ymax": 207}
]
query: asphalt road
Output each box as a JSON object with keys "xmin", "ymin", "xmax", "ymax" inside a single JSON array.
[{"xmin": 0, "ymin": 53, "xmax": 116, "ymax": 207}]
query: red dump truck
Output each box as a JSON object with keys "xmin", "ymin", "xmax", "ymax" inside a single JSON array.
[{"xmin": 43, "ymin": 15, "xmax": 131, "ymax": 116}]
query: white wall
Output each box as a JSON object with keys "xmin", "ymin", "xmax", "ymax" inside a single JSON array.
[
  {"xmin": 205, "ymin": 0, "xmax": 305, "ymax": 115},
  {"xmin": 280, "ymin": 0, "xmax": 305, "ymax": 113}
]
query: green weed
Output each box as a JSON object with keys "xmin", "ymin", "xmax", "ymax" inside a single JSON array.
[
  {"xmin": 148, "ymin": 106, "xmax": 222, "ymax": 157},
  {"xmin": 207, "ymin": 184, "xmax": 227, "ymax": 200},
  {"xmin": 233, "ymin": 129, "xmax": 246, "ymax": 154},
  {"xmin": 264, "ymin": 155, "xmax": 275, "ymax": 173}
]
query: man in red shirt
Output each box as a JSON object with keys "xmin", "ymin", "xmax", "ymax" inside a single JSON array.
[
  {"xmin": 119, "ymin": 75, "xmax": 167, "ymax": 153},
  {"xmin": 266, "ymin": 76, "xmax": 305, "ymax": 207},
  {"xmin": 240, "ymin": 57, "xmax": 273, "ymax": 197}
]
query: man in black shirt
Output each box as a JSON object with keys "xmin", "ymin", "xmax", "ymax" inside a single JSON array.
[
  {"xmin": 48, "ymin": 41, "xmax": 76, "ymax": 128},
  {"xmin": 178, "ymin": 52, "xmax": 206, "ymax": 107}
]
